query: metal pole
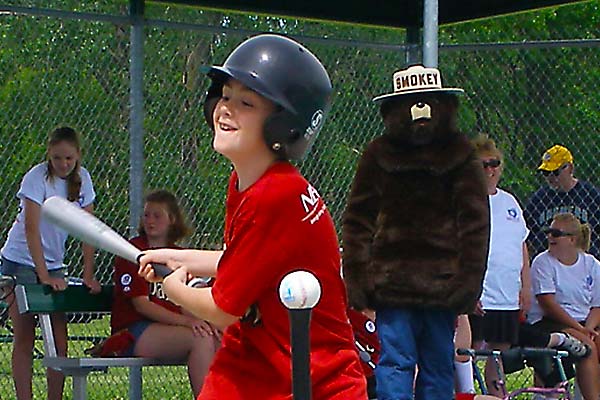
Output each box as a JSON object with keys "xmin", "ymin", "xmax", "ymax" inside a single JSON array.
[
  {"xmin": 128, "ymin": 0, "xmax": 144, "ymax": 237},
  {"xmin": 405, "ymin": 26, "xmax": 421, "ymax": 65},
  {"xmin": 423, "ymin": 0, "xmax": 439, "ymax": 67}
]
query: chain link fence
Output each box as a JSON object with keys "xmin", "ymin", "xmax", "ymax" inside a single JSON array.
[{"xmin": 0, "ymin": 0, "xmax": 598, "ymax": 398}]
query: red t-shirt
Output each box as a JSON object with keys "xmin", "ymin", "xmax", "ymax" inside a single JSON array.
[
  {"xmin": 111, "ymin": 236, "xmax": 182, "ymax": 333},
  {"xmin": 199, "ymin": 162, "xmax": 367, "ymax": 400}
]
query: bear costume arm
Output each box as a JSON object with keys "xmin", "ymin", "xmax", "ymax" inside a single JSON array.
[
  {"xmin": 342, "ymin": 146, "xmax": 381, "ymax": 311},
  {"xmin": 448, "ymin": 154, "xmax": 490, "ymax": 313}
]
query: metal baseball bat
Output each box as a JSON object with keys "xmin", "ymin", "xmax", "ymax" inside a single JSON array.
[{"xmin": 41, "ymin": 196, "xmax": 172, "ymax": 278}]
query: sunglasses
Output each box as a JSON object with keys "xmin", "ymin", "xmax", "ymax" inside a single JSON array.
[
  {"xmin": 542, "ymin": 227, "xmax": 574, "ymax": 238},
  {"xmin": 541, "ymin": 164, "xmax": 568, "ymax": 177},
  {"xmin": 482, "ymin": 159, "xmax": 501, "ymax": 168}
]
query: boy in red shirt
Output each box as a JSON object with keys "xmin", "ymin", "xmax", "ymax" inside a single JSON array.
[{"xmin": 139, "ymin": 34, "xmax": 367, "ymax": 399}]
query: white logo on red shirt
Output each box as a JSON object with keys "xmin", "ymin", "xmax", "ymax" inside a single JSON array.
[
  {"xmin": 300, "ymin": 184, "xmax": 326, "ymax": 224},
  {"xmin": 365, "ymin": 320, "xmax": 376, "ymax": 333},
  {"xmin": 121, "ymin": 274, "xmax": 132, "ymax": 286},
  {"xmin": 300, "ymin": 184, "xmax": 321, "ymax": 212}
]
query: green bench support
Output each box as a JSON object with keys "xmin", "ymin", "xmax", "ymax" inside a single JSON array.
[{"xmin": 15, "ymin": 284, "xmax": 182, "ymax": 400}]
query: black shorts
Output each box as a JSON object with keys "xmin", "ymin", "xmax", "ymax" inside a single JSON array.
[
  {"xmin": 518, "ymin": 322, "xmax": 550, "ymax": 347},
  {"xmin": 532, "ymin": 317, "xmax": 585, "ymax": 334},
  {"xmin": 469, "ymin": 310, "xmax": 520, "ymax": 344}
]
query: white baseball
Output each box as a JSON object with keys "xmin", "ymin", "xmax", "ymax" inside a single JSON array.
[{"xmin": 278, "ymin": 270, "xmax": 322, "ymax": 309}]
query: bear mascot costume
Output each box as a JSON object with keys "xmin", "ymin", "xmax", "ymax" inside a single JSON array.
[{"xmin": 342, "ymin": 65, "xmax": 490, "ymax": 400}]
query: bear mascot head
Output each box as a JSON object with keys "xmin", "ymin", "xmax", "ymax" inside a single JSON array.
[
  {"xmin": 379, "ymin": 91, "xmax": 459, "ymax": 147},
  {"xmin": 342, "ymin": 65, "xmax": 489, "ymax": 315}
]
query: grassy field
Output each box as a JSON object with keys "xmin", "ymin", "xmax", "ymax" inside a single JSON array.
[
  {"xmin": 0, "ymin": 315, "xmax": 572, "ymax": 399},
  {"xmin": 0, "ymin": 315, "xmax": 194, "ymax": 400}
]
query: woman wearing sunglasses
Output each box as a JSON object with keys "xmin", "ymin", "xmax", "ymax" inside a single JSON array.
[
  {"xmin": 464, "ymin": 135, "xmax": 531, "ymax": 397},
  {"xmin": 529, "ymin": 212, "xmax": 600, "ymax": 400}
]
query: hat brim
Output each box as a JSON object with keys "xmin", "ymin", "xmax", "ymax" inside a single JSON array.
[
  {"xmin": 373, "ymin": 88, "xmax": 464, "ymax": 102},
  {"xmin": 538, "ymin": 161, "xmax": 573, "ymax": 171},
  {"xmin": 538, "ymin": 163, "xmax": 563, "ymax": 171}
]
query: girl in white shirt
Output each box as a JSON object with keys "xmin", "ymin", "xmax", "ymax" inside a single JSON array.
[
  {"xmin": 0, "ymin": 127, "xmax": 101, "ymax": 400},
  {"xmin": 531, "ymin": 212, "xmax": 600, "ymax": 400}
]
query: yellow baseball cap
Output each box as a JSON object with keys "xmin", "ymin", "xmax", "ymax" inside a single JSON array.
[{"xmin": 538, "ymin": 145, "xmax": 573, "ymax": 171}]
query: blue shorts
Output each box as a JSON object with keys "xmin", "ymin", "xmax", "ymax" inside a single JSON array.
[
  {"xmin": 123, "ymin": 320, "xmax": 152, "ymax": 356},
  {"xmin": 0, "ymin": 257, "xmax": 65, "ymax": 284}
]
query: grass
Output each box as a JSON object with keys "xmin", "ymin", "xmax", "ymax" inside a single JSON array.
[
  {"xmin": 0, "ymin": 315, "xmax": 194, "ymax": 400},
  {"xmin": 473, "ymin": 358, "xmax": 577, "ymax": 399},
  {"xmin": 0, "ymin": 315, "xmax": 575, "ymax": 399}
]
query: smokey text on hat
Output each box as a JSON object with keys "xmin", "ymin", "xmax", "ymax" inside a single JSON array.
[{"xmin": 396, "ymin": 70, "xmax": 440, "ymax": 91}]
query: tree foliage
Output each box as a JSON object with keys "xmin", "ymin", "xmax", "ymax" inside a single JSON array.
[{"xmin": 0, "ymin": 1, "xmax": 597, "ymax": 274}]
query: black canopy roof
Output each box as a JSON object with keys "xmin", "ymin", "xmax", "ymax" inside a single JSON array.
[{"xmin": 148, "ymin": 0, "xmax": 588, "ymax": 27}]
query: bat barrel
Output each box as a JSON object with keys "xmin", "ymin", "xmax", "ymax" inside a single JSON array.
[{"xmin": 42, "ymin": 196, "xmax": 140, "ymax": 263}]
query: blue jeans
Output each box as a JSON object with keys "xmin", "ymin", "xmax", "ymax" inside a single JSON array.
[{"xmin": 375, "ymin": 307, "xmax": 456, "ymax": 400}]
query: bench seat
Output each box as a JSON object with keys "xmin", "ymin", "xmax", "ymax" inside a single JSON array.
[{"xmin": 15, "ymin": 283, "xmax": 184, "ymax": 400}]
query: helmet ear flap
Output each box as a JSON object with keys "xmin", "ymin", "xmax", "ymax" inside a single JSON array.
[
  {"xmin": 203, "ymin": 80, "xmax": 224, "ymax": 129},
  {"xmin": 264, "ymin": 110, "xmax": 304, "ymax": 159}
]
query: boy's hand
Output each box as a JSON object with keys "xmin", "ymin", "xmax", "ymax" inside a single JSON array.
[
  {"xmin": 138, "ymin": 250, "xmax": 178, "ymax": 282},
  {"xmin": 162, "ymin": 266, "xmax": 190, "ymax": 299},
  {"xmin": 138, "ymin": 263, "xmax": 163, "ymax": 283}
]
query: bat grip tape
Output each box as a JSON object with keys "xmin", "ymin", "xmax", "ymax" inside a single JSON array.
[{"xmin": 136, "ymin": 253, "xmax": 172, "ymax": 278}]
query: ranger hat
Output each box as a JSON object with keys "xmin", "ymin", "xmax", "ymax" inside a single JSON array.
[{"xmin": 373, "ymin": 65, "xmax": 464, "ymax": 102}]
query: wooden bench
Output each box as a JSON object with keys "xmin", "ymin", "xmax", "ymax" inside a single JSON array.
[{"xmin": 15, "ymin": 283, "xmax": 183, "ymax": 400}]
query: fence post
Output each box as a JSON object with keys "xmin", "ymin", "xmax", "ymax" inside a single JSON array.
[
  {"xmin": 129, "ymin": 0, "xmax": 145, "ymax": 237},
  {"xmin": 423, "ymin": 0, "xmax": 439, "ymax": 67}
]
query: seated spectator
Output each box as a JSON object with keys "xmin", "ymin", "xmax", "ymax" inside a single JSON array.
[
  {"xmin": 111, "ymin": 190, "xmax": 220, "ymax": 397},
  {"xmin": 524, "ymin": 144, "xmax": 600, "ymax": 258},
  {"xmin": 529, "ymin": 212, "xmax": 600, "ymax": 400},
  {"xmin": 504, "ymin": 323, "xmax": 589, "ymax": 389},
  {"xmin": 455, "ymin": 317, "xmax": 589, "ymax": 397}
]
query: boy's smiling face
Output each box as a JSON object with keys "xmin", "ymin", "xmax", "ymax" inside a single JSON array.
[{"xmin": 212, "ymin": 78, "xmax": 276, "ymax": 162}]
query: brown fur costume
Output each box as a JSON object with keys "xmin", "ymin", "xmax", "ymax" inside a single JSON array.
[{"xmin": 342, "ymin": 92, "xmax": 489, "ymax": 315}]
